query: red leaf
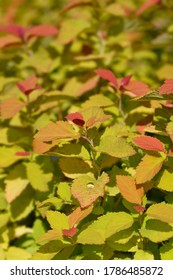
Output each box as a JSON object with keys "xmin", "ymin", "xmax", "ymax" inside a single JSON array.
[
  {"xmin": 133, "ymin": 135, "xmax": 165, "ymax": 152},
  {"xmin": 65, "ymin": 112, "xmax": 85, "ymax": 126},
  {"xmin": 61, "ymin": 0, "xmax": 91, "ymax": 13},
  {"xmin": 136, "ymin": 0, "xmax": 160, "ymax": 16},
  {"xmin": 77, "ymin": 76, "xmax": 99, "ymax": 97},
  {"xmin": 17, "ymin": 76, "xmax": 41, "ymax": 95},
  {"xmin": 94, "ymin": 69, "xmax": 119, "ymax": 90},
  {"xmin": 133, "ymin": 205, "xmax": 146, "ymax": 212},
  {"xmin": 120, "ymin": 75, "xmax": 132, "ymax": 87},
  {"xmin": 62, "ymin": 227, "xmax": 77, "ymax": 237},
  {"xmin": 124, "ymin": 80, "xmax": 150, "ymax": 96},
  {"xmin": 28, "ymin": 25, "xmax": 58, "ymax": 38},
  {"xmin": 159, "ymin": 79, "xmax": 173, "ymax": 95},
  {"xmin": 15, "ymin": 151, "xmax": 30, "ymax": 156},
  {"xmin": 0, "ymin": 24, "xmax": 27, "ymax": 40}
]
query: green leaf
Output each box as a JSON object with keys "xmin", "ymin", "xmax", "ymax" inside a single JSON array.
[
  {"xmin": 146, "ymin": 203, "xmax": 173, "ymax": 223},
  {"xmin": 5, "ymin": 164, "xmax": 29, "ymax": 203},
  {"xmin": 26, "ymin": 161, "xmax": 52, "ymax": 192},
  {"xmin": 81, "ymin": 94, "xmax": 113, "ymax": 109},
  {"xmin": 57, "ymin": 182, "xmax": 72, "ymax": 202},
  {"xmin": 57, "ymin": 19, "xmax": 90, "ymax": 45},
  {"xmin": 134, "ymin": 249, "xmax": 154, "ymax": 260},
  {"xmin": 59, "ymin": 157, "xmax": 92, "ymax": 179},
  {"xmin": 31, "ymin": 240, "xmax": 70, "ymax": 260},
  {"xmin": 46, "ymin": 210, "xmax": 69, "ymax": 231},
  {"xmin": 5, "ymin": 246, "xmax": 31, "ymax": 260},
  {"xmin": 71, "ymin": 173, "xmax": 109, "ymax": 208},
  {"xmin": 97, "ymin": 136, "xmax": 136, "ymax": 158},
  {"xmin": 77, "ymin": 212, "xmax": 134, "ymax": 244},
  {"xmin": 10, "ymin": 186, "xmax": 34, "ymax": 222},
  {"xmin": 53, "ymin": 143, "xmax": 90, "ymax": 160},
  {"xmin": 0, "ymin": 146, "xmax": 26, "ymax": 168},
  {"xmin": 157, "ymin": 169, "xmax": 173, "ymax": 192},
  {"xmin": 0, "ymin": 192, "xmax": 8, "ymax": 210},
  {"xmin": 135, "ymin": 154, "xmax": 164, "ymax": 184},
  {"xmin": 160, "ymin": 239, "xmax": 173, "ymax": 260},
  {"xmin": 0, "ymin": 212, "xmax": 10, "ymax": 229},
  {"xmin": 140, "ymin": 217, "xmax": 173, "ymax": 243}
]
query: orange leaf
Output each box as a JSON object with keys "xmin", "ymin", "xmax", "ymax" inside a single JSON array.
[
  {"xmin": 34, "ymin": 121, "xmax": 80, "ymax": 142},
  {"xmin": 0, "ymin": 97, "xmax": 25, "ymax": 119},
  {"xmin": 68, "ymin": 205, "xmax": 93, "ymax": 228},
  {"xmin": 17, "ymin": 76, "xmax": 41, "ymax": 95},
  {"xmin": 136, "ymin": 154, "xmax": 164, "ymax": 184},
  {"xmin": 32, "ymin": 139, "xmax": 54, "ymax": 154},
  {"xmin": 0, "ymin": 35, "xmax": 21, "ymax": 48},
  {"xmin": 116, "ymin": 175, "xmax": 144, "ymax": 205},
  {"xmin": 133, "ymin": 136, "xmax": 165, "ymax": 152}
]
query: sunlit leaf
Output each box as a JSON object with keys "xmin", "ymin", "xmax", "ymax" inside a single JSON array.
[
  {"xmin": 135, "ymin": 154, "xmax": 164, "ymax": 184},
  {"xmin": 157, "ymin": 169, "xmax": 173, "ymax": 192},
  {"xmin": 77, "ymin": 212, "xmax": 134, "ymax": 244},
  {"xmin": 68, "ymin": 205, "xmax": 93, "ymax": 228},
  {"xmin": 0, "ymin": 97, "xmax": 25, "ymax": 119},
  {"xmin": 71, "ymin": 173, "xmax": 109, "ymax": 208},
  {"xmin": 97, "ymin": 136, "xmax": 136, "ymax": 158},
  {"xmin": 136, "ymin": 0, "xmax": 161, "ymax": 16},
  {"xmin": 17, "ymin": 76, "xmax": 41, "ymax": 95},
  {"xmin": 34, "ymin": 121, "xmax": 80, "ymax": 142},
  {"xmin": 124, "ymin": 80, "xmax": 150, "ymax": 96},
  {"xmin": 116, "ymin": 175, "xmax": 144, "ymax": 204},
  {"xmin": 146, "ymin": 203, "xmax": 173, "ymax": 223},
  {"xmin": 133, "ymin": 135, "xmax": 165, "ymax": 152},
  {"xmin": 28, "ymin": 25, "xmax": 58, "ymax": 38}
]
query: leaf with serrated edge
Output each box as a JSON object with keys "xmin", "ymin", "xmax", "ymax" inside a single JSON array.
[
  {"xmin": 116, "ymin": 175, "xmax": 144, "ymax": 204},
  {"xmin": 97, "ymin": 136, "xmax": 136, "ymax": 158},
  {"xmin": 133, "ymin": 136, "xmax": 165, "ymax": 152},
  {"xmin": 77, "ymin": 212, "xmax": 134, "ymax": 244},
  {"xmin": 68, "ymin": 205, "xmax": 93, "ymax": 228},
  {"xmin": 26, "ymin": 162, "xmax": 49, "ymax": 192},
  {"xmin": 34, "ymin": 121, "xmax": 79, "ymax": 142},
  {"xmin": 146, "ymin": 203, "xmax": 173, "ymax": 223},
  {"xmin": 157, "ymin": 169, "xmax": 173, "ymax": 192},
  {"xmin": 0, "ymin": 97, "xmax": 25, "ymax": 119},
  {"xmin": 46, "ymin": 211, "xmax": 69, "ymax": 231},
  {"xmin": 136, "ymin": 154, "xmax": 164, "ymax": 184},
  {"xmin": 71, "ymin": 173, "xmax": 109, "ymax": 208}
]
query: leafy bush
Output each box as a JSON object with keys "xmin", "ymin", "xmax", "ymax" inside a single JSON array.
[{"xmin": 1, "ymin": 0, "xmax": 173, "ymax": 260}]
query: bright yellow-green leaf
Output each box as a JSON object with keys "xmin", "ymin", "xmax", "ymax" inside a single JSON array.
[
  {"xmin": 136, "ymin": 154, "xmax": 164, "ymax": 184},
  {"xmin": 26, "ymin": 162, "xmax": 49, "ymax": 192},
  {"xmin": 77, "ymin": 212, "xmax": 134, "ymax": 244},
  {"xmin": 71, "ymin": 173, "xmax": 109, "ymax": 208},
  {"xmin": 157, "ymin": 169, "xmax": 173, "ymax": 192},
  {"xmin": 5, "ymin": 164, "xmax": 29, "ymax": 203},
  {"xmin": 0, "ymin": 212, "xmax": 10, "ymax": 228},
  {"xmin": 140, "ymin": 217, "xmax": 173, "ymax": 243},
  {"xmin": 160, "ymin": 239, "xmax": 173, "ymax": 260},
  {"xmin": 5, "ymin": 246, "xmax": 31, "ymax": 260},
  {"xmin": 81, "ymin": 94, "xmax": 113, "ymax": 109},
  {"xmin": 134, "ymin": 249, "xmax": 154, "ymax": 260},
  {"xmin": 146, "ymin": 203, "xmax": 173, "ymax": 223},
  {"xmin": 97, "ymin": 136, "xmax": 136, "ymax": 158},
  {"xmin": 57, "ymin": 19, "xmax": 90, "ymax": 45},
  {"xmin": 57, "ymin": 182, "xmax": 72, "ymax": 202},
  {"xmin": 46, "ymin": 210, "xmax": 69, "ymax": 231},
  {"xmin": 0, "ymin": 146, "xmax": 25, "ymax": 168}
]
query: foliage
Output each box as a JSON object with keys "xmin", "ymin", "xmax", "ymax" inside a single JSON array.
[{"xmin": 1, "ymin": 0, "xmax": 173, "ymax": 260}]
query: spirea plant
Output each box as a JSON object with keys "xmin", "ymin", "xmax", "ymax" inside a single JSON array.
[{"xmin": 1, "ymin": 0, "xmax": 173, "ymax": 260}]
